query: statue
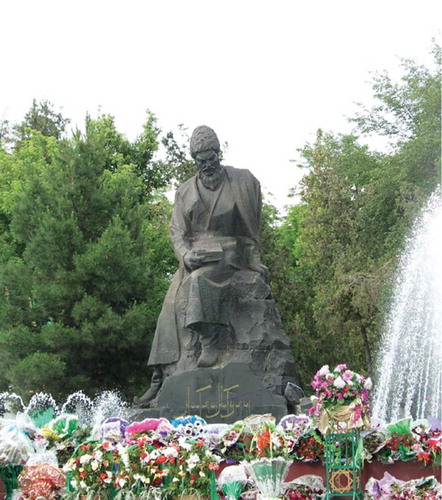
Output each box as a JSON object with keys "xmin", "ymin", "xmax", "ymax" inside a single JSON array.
[{"xmin": 135, "ymin": 126, "xmax": 300, "ymax": 417}]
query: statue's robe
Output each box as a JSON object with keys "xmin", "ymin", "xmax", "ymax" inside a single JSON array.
[{"xmin": 148, "ymin": 166, "xmax": 263, "ymax": 367}]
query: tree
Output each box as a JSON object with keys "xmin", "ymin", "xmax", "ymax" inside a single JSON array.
[
  {"xmin": 285, "ymin": 46, "xmax": 441, "ymax": 382},
  {"xmin": 352, "ymin": 42, "xmax": 441, "ymax": 195},
  {"xmin": 295, "ymin": 132, "xmax": 388, "ymax": 377},
  {"xmin": 260, "ymin": 202, "xmax": 317, "ymax": 388},
  {"xmin": 13, "ymin": 99, "xmax": 70, "ymax": 150},
  {"xmin": 0, "ymin": 114, "xmax": 175, "ymax": 401}
]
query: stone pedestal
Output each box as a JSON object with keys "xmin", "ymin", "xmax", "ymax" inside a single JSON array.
[{"xmin": 131, "ymin": 363, "xmax": 289, "ymax": 423}]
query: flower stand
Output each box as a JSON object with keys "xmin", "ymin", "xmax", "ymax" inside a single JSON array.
[{"xmin": 325, "ymin": 432, "xmax": 364, "ymax": 499}]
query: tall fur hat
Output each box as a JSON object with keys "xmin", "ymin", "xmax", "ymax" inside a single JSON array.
[{"xmin": 189, "ymin": 126, "xmax": 220, "ymax": 158}]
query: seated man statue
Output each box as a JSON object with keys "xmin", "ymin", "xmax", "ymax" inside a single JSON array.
[{"xmin": 136, "ymin": 125, "xmax": 292, "ymax": 408}]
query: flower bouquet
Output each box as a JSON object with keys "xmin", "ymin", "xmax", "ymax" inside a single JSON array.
[
  {"xmin": 365, "ymin": 472, "xmax": 442, "ymax": 499},
  {"xmin": 239, "ymin": 419, "xmax": 292, "ymax": 499},
  {"xmin": 292, "ymin": 431, "xmax": 325, "ymax": 463},
  {"xmin": 309, "ymin": 364, "xmax": 371, "ymax": 434},
  {"xmin": 217, "ymin": 464, "xmax": 248, "ymax": 499},
  {"xmin": 0, "ymin": 413, "xmax": 37, "ymax": 500},
  {"xmin": 284, "ymin": 474, "xmax": 326, "ymax": 499},
  {"xmin": 63, "ymin": 440, "xmax": 119, "ymax": 499},
  {"xmin": 162, "ymin": 436, "xmax": 220, "ymax": 498},
  {"xmin": 113, "ymin": 435, "xmax": 169, "ymax": 499},
  {"xmin": 242, "ymin": 457, "xmax": 291, "ymax": 500}
]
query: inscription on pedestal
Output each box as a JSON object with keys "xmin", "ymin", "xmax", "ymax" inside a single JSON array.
[
  {"xmin": 156, "ymin": 363, "xmax": 287, "ymax": 423},
  {"xmin": 184, "ymin": 382, "xmax": 250, "ymax": 420}
]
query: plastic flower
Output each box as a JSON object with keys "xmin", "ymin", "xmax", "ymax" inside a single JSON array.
[
  {"xmin": 318, "ymin": 365, "xmax": 330, "ymax": 376},
  {"xmin": 333, "ymin": 376, "xmax": 346, "ymax": 389},
  {"xmin": 364, "ymin": 377, "xmax": 373, "ymax": 390}
]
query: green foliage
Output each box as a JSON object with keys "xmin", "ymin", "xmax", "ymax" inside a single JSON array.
[
  {"xmin": 0, "ymin": 110, "xmax": 175, "ymax": 401},
  {"xmin": 12, "ymin": 99, "xmax": 70, "ymax": 151},
  {"xmin": 277, "ymin": 46, "xmax": 441, "ymax": 386},
  {"xmin": 6, "ymin": 352, "xmax": 67, "ymax": 399},
  {"xmin": 260, "ymin": 202, "xmax": 316, "ymax": 387}
]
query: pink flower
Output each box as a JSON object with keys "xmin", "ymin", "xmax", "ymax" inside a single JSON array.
[
  {"xmin": 126, "ymin": 418, "xmax": 171, "ymax": 441},
  {"xmin": 336, "ymin": 364, "xmax": 347, "ymax": 371},
  {"xmin": 351, "ymin": 404, "xmax": 363, "ymax": 424},
  {"xmin": 342, "ymin": 370, "xmax": 353, "ymax": 382}
]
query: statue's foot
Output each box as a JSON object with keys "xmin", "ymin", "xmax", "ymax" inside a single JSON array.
[
  {"xmin": 133, "ymin": 385, "xmax": 161, "ymax": 408},
  {"xmin": 197, "ymin": 350, "xmax": 218, "ymax": 368}
]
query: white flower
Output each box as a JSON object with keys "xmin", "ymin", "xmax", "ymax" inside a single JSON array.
[
  {"xmin": 63, "ymin": 461, "xmax": 75, "ymax": 472},
  {"xmin": 199, "ymin": 471, "xmax": 206, "ymax": 477},
  {"xmin": 318, "ymin": 365, "xmax": 330, "ymax": 376},
  {"xmin": 163, "ymin": 446, "xmax": 179, "ymax": 458},
  {"xmin": 271, "ymin": 434, "xmax": 282, "ymax": 448},
  {"xmin": 103, "ymin": 474, "xmax": 113, "ymax": 484},
  {"xmin": 186, "ymin": 452, "xmax": 200, "ymax": 470},
  {"xmin": 80, "ymin": 454, "xmax": 93, "ymax": 464},
  {"xmin": 117, "ymin": 477, "xmax": 127, "ymax": 488},
  {"xmin": 117, "ymin": 443, "xmax": 130, "ymax": 468},
  {"xmin": 91, "ymin": 459, "xmax": 100, "ymax": 470},
  {"xmin": 70, "ymin": 479, "xmax": 78, "ymax": 489},
  {"xmin": 79, "ymin": 480, "xmax": 88, "ymax": 490},
  {"xmin": 333, "ymin": 376, "xmax": 346, "ymax": 389},
  {"xmin": 94, "ymin": 450, "xmax": 103, "ymax": 461},
  {"xmin": 364, "ymin": 377, "xmax": 373, "ymax": 390},
  {"xmin": 178, "ymin": 436, "xmax": 192, "ymax": 451}
]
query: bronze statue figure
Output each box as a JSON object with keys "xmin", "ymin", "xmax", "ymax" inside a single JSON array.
[{"xmin": 135, "ymin": 126, "xmax": 299, "ymax": 414}]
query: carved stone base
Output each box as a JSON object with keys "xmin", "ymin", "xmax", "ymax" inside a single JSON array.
[{"xmin": 130, "ymin": 363, "xmax": 290, "ymax": 423}]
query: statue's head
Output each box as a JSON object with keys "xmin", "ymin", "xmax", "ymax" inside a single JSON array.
[{"xmin": 190, "ymin": 126, "xmax": 221, "ymax": 177}]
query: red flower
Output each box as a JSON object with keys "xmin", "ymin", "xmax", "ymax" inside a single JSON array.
[
  {"xmin": 417, "ymin": 452, "xmax": 431, "ymax": 464},
  {"xmin": 257, "ymin": 428, "xmax": 271, "ymax": 457},
  {"xmin": 80, "ymin": 444, "xmax": 90, "ymax": 450},
  {"xmin": 156, "ymin": 456, "xmax": 167, "ymax": 464}
]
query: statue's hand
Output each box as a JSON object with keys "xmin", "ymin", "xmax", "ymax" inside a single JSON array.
[
  {"xmin": 248, "ymin": 262, "xmax": 269, "ymax": 282},
  {"xmin": 184, "ymin": 247, "xmax": 223, "ymax": 270},
  {"xmin": 184, "ymin": 249, "xmax": 206, "ymax": 270}
]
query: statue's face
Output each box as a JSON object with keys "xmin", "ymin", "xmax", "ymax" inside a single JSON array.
[{"xmin": 195, "ymin": 150, "xmax": 220, "ymax": 177}]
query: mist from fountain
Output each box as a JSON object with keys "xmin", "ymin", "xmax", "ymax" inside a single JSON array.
[
  {"xmin": 0, "ymin": 389, "xmax": 128, "ymax": 428},
  {"xmin": 372, "ymin": 187, "xmax": 442, "ymax": 423}
]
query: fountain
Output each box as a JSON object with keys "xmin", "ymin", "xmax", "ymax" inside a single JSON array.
[
  {"xmin": 372, "ymin": 187, "xmax": 442, "ymax": 423},
  {"xmin": 0, "ymin": 389, "xmax": 128, "ymax": 429}
]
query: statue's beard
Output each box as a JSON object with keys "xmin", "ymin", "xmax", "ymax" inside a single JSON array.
[{"xmin": 198, "ymin": 166, "xmax": 225, "ymax": 190}]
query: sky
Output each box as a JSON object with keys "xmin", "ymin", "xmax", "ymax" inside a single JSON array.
[{"xmin": 1, "ymin": 0, "xmax": 440, "ymax": 211}]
